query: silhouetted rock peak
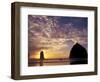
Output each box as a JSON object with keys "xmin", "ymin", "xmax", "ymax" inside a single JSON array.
[
  {"xmin": 69, "ymin": 43, "xmax": 88, "ymax": 64},
  {"xmin": 40, "ymin": 51, "xmax": 45, "ymax": 60},
  {"xmin": 74, "ymin": 43, "xmax": 82, "ymax": 47}
]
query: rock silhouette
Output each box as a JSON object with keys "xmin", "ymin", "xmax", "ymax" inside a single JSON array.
[
  {"xmin": 69, "ymin": 43, "xmax": 88, "ymax": 64},
  {"xmin": 40, "ymin": 51, "xmax": 45, "ymax": 66},
  {"xmin": 40, "ymin": 51, "xmax": 45, "ymax": 60}
]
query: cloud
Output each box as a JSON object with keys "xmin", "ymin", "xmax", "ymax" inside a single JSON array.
[{"xmin": 28, "ymin": 15, "xmax": 88, "ymax": 58}]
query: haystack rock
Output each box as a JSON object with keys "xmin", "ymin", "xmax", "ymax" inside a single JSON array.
[{"xmin": 69, "ymin": 43, "xmax": 87, "ymax": 64}]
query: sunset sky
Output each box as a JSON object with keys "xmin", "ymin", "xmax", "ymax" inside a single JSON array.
[{"xmin": 28, "ymin": 15, "xmax": 88, "ymax": 59}]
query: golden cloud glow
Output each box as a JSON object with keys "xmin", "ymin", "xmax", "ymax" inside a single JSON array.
[
  {"xmin": 29, "ymin": 48, "xmax": 69, "ymax": 59},
  {"xmin": 28, "ymin": 15, "xmax": 87, "ymax": 60}
]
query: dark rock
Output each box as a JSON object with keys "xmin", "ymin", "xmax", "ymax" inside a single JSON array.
[
  {"xmin": 40, "ymin": 51, "xmax": 45, "ymax": 66},
  {"xmin": 69, "ymin": 43, "xmax": 88, "ymax": 64},
  {"xmin": 40, "ymin": 51, "xmax": 45, "ymax": 60}
]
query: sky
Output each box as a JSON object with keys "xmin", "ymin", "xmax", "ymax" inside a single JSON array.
[{"xmin": 28, "ymin": 15, "xmax": 88, "ymax": 59}]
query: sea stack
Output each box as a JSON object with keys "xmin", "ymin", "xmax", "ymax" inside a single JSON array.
[
  {"xmin": 69, "ymin": 43, "xmax": 88, "ymax": 64},
  {"xmin": 40, "ymin": 51, "xmax": 45, "ymax": 66}
]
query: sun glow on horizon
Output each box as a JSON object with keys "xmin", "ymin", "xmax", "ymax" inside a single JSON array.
[
  {"xmin": 28, "ymin": 15, "xmax": 87, "ymax": 63},
  {"xmin": 29, "ymin": 49, "xmax": 69, "ymax": 59}
]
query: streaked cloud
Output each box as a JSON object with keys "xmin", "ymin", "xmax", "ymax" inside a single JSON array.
[{"xmin": 28, "ymin": 15, "xmax": 88, "ymax": 59}]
